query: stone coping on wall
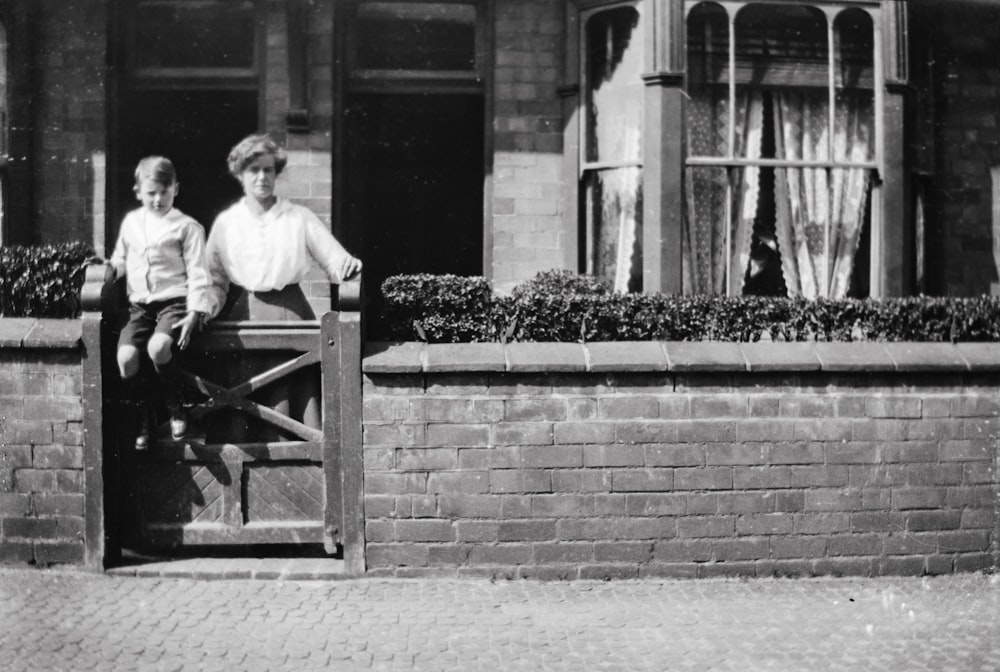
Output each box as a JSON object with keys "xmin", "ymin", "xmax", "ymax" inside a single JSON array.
[
  {"xmin": 363, "ymin": 341, "xmax": 1000, "ymax": 374},
  {"xmin": 0, "ymin": 318, "xmax": 82, "ymax": 348}
]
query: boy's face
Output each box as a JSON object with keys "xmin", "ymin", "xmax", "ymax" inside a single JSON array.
[
  {"xmin": 134, "ymin": 178, "xmax": 178, "ymax": 216},
  {"xmin": 240, "ymin": 154, "xmax": 277, "ymax": 203}
]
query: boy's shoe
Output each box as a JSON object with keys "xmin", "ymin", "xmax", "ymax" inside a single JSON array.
[
  {"xmin": 135, "ymin": 407, "xmax": 151, "ymax": 451},
  {"xmin": 169, "ymin": 408, "xmax": 188, "ymax": 441}
]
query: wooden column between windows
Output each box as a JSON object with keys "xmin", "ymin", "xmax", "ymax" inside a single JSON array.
[
  {"xmin": 642, "ymin": 72, "xmax": 684, "ymax": 295},
  {"xmin": 879, "ymin": 0, "xmax": 910, "ymax": 297},
  {"xmin": 880, "ymin": 84, "xmax": 910, "ymax": 297},
  {"xmin": 559, "ymin": 83, "xmax": 581, "ymax": 272}
]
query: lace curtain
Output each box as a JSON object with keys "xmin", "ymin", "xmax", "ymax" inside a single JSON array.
[
  {"xmin": 684, "ymin": 88, "xmax": 873, "ymax": 298},
  {"xmin": 772, "ymin": 90, "xmax": 873, "ymax": 299},
  {"xmin": 684, "ymin": 90, "xmax": 764, "ymax": 295}
]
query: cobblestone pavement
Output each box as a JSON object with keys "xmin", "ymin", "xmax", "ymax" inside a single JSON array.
[{"xmin": 1, "ymin": 569, "xmax": 997, "ymax": 671}]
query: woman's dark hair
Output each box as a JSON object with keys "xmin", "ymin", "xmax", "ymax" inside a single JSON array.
[{"xmin": 226, "ymin": 134, "xmax": 289, "ymax": 178}]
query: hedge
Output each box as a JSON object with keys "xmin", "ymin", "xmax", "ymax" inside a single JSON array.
[
  {"xmin": 0, "ymin": 243, "xmax": 96, "ymax": 318},
  {"xmin": 378, "ymin": 270, "xmax": 1000, "ymax": 343}
]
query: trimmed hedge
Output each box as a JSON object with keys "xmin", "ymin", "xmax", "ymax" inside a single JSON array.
[
  {"xmin": 0, "ymin": 243, "xmax": 96, "ymax": 318},
  {"xmin": 379, "ymin": 270, "xmax": 1000, "ymax": 343}
]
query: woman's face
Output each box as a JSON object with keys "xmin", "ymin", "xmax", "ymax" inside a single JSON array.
[{"xmin": 240, "ymin": 154, "xmax": 278, "ymax": 203}]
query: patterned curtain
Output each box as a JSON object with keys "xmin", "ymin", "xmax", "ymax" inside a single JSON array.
[
  {"xmin": 772, "ymin": 90, "xmax": 873, "ymax": 298},
  {"xmin": 684, "ymin": 90, "xmax": 764, "ymax": 295}
]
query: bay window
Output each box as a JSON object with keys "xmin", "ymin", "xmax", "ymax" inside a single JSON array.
[
  {"xmin": 581, "ymin": 3, "xmax": 644, "ymax": 293},
  {"xmin": 567, "ymin": 0, "xmax": 908, "ymax": 298},
  {"xmin": 685, "ymin": 2, "xmax": 878, "ymax": 298}
]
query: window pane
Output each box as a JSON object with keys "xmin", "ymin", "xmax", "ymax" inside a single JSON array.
[
  {"xmin": 835, "ymin": 10, "xmax": 875, "ymax": 162},
  {"xmin": 836, "ymin": 9, "xmax": 874, "ymax": 89},
  {"xmin": 584, "ymin": 6, "xmax": 643, "ymax": 164},
  {"xmin": 734, "ymin": 4, "xmax": 827, "ymax": 87},
  {"xmin": 684, "ymin": 166, "xmax": 729, "ymax": 295},
  {"xmin": 687, "ymin": 3, "xmax": 731, "ymax": 158},
  {"xmin": 773, "ymin": 167, "xmax": 871, "ymax": 299},
  {"xmin": 133, "ymin": 1, "xmax": 256, "ymax": 69},
  {"xmin": 355, "ymin": 2, "xmax": 477, "ymax": 71},
  {"xmin": 585, "ymin": 167, "xmax": 643, "ymax": 293},
  {"xmin": 772, "ymin": 90, "xmax": 830, "ymax": 162}
]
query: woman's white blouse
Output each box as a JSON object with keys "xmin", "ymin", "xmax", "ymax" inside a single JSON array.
[{"xmin": 205, "ymin": 198, "xmax": 352, "ymax": 319}]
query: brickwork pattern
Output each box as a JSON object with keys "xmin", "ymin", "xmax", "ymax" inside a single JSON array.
[
  {"xmin": 916, "ymin": 4, "xmax": 1000, "ymax": 295},
  {"xmin": 263, "ymin": 0, "xmax": 338, "ymax": 315},
  {"xmin": 0, "ymin": 351, "xmax": 85, "ymax": 566},
  {"xmin": 491, "ymin": 0, "xmax": 568, "ymax": 291},
  {"xmin": 363, "ymin": 371, "xmax": 999, "ymax": 579},
  {"xmin": 28, "ymin": 0, "xmax": 109, "ymax": 246}
]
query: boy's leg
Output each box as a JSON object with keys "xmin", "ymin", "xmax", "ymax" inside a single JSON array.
[
  {"xmin": 149, "ymin": 300, "xmax": 190, "ymax": 439},
  {"xmin": 118, "ymin": 304, "xmax": 156, "ymax": 450}
]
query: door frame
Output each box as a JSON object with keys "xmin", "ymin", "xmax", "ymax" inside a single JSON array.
[{"xmin": 331, "ymin": 0, "xmax": 495, "ymax": 280}]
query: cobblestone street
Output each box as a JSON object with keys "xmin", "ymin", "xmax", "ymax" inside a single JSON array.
[{"xmin": 1, "ymin": 569, "xmax": 996, "ymax": 671}]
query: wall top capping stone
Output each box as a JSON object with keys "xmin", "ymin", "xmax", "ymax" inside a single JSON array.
[
  {"xmin": 362, "ymin": 341, "xmax": 998, "ymax": 374},
  {"xmin": 0, "ymin": 318, "xmax": 82, "ymax": 349}
]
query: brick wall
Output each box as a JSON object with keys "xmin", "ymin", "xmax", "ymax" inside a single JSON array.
[
  {"xmin": 491, "ymin": 0, "xmax": 568, "ymax": 292},
  {"xmin": 362, "ymin": 343, "xmax": 999, "ymax": 579},
  {"xmin": 915, "ymin": 3, "xmax": 1000, "ymax": 295},
  {"xmin": 28, "ymin": 0, "xmax": 108, "ymax": 247},
  {"xmin": 0, "ymin": 345, "xmax": 85, "ymax": 566},
  {"xmin": 262, "ymin": 0, "xmax": 338, "ymax": 316}
]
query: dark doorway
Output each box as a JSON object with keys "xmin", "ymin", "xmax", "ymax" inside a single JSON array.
[
  {"xmin": 114, "ymin": 90, "xmax": 257, "ymax": 236},
  {"xmin": 345, "ymin": 92, "xmax": 484, "ymax": 331}
]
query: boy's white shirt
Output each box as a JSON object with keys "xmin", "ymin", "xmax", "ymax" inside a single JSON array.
[
  {"xmin": 109, "ymin": 207, "xmax": 212, "ymax": 314},
  {"xmin": 204, "ymin": 197, "xmax": 353, "ymax": 319}
]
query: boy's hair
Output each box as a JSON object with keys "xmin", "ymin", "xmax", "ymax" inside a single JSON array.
[
  {"xmin": 227, "ymin": 134, "xmax": 288, "ymax": 179},
  {"xmin": 134, "ymin": 156, "xmax": 178, "ymax": 187}
]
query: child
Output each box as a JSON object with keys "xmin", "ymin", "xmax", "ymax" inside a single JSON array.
[{"xmin": 110, "ymin": 156, "xmax": 210, "ymax": 449}]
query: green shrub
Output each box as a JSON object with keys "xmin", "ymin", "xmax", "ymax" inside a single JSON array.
[
  {"xmin": 0, "ymin": 242, "xmax": 96, "ymax": 318},
  {"xmin": 378, "ymin": 270, "xmax": 1000, "ymax": 343},
  {"xmin": 510, "ymin": 269, "xmax": 610, "ymax": 298},
  {"xmin": 379, "ymin": 273, "xmax": 501, "ymax": 342}
]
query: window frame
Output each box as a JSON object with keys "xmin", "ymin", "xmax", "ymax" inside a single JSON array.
[
  {"xmin": 684, "ymin": 1, "xmax": 883, "ymax": 173},
  {"xmin": 343, "ymin": 0, "xmax": 487, "ymax": 94},
  {"xmin": 683, "ymin": 0, "xmax": 885, "ymax": 297},
  {"xmin": 124, "ymin": 0, "xmax": 262, "ymax": 90},
  {"xmin": 578, "ymin": 1, "xmax": 647, "ymax": 284}
]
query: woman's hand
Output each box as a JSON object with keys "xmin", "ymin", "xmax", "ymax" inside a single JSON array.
[
  {"xmin": 174, "ymin": 310, "xmax": 205, "ymax": 350},
  {"xmin": 340, "ymin": 255, "xmax": 363, "ymax": 281}
]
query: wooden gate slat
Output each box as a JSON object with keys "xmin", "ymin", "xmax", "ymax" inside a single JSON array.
[
  {"xmin": 147, "ymin": 441, "xmax": 322, "ymax": 462},
  {"xmin": 179, "ymin": 369, "xmax": 324, "ymax": 443},
  {"xmin": 228, "ymin": 351, "xmax": 321, "ymax": 397}
]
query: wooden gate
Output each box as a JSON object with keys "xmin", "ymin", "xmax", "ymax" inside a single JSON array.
[{"xmin": 81, "ymin": 265, "xmax": 365, "ymax": 573}]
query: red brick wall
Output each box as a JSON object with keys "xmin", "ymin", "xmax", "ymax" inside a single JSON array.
[
  {"xmin": 491, "ymin": 0, "xmax": 568, "ymax": 292},
  {"xmin": 0, "ymin": 349, "xmax": 85, "ymax": 566},
  {"xmin": 362, "ymin": 363, "xmax": 998, "ymax": 579}
]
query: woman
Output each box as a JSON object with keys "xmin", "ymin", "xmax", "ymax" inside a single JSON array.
[
  {"xmin": 203, "ymin": 134, "xmax": 362, "ymax": 440},
  {"xmin": 205, "ymin": 134, "xmax": 362, "ymax": 321}
]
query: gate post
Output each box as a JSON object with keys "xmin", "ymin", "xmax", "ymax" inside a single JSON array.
[
  {"xmin": 80, "ymin": 263, "xmax": 111, "ymax": 570},
  {"xmin": 322, "ymin": 279, "xmax": 365, "ymax": 575}
]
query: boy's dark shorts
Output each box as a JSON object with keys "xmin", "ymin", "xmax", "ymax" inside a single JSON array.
[{"xmin": 118, "ymin": 297, "xmax": 188, "ymax": 351}]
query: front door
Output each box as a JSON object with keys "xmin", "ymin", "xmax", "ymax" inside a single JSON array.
[
  {"xmin": 110, "ymin": 0, "xmax": 260, "ymax": 242},
  {"xmin": 338, "ymin": 1, "xmax": 488, "ymax": 332}
]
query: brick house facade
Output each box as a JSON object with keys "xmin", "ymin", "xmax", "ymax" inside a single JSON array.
[
  {"xmin": 0, "ymin": 0, "xmax": 998, "ymax": 299},
  {"xmin": 0, "ymin": 1, "xmax": 998, "ymax": 576}
]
